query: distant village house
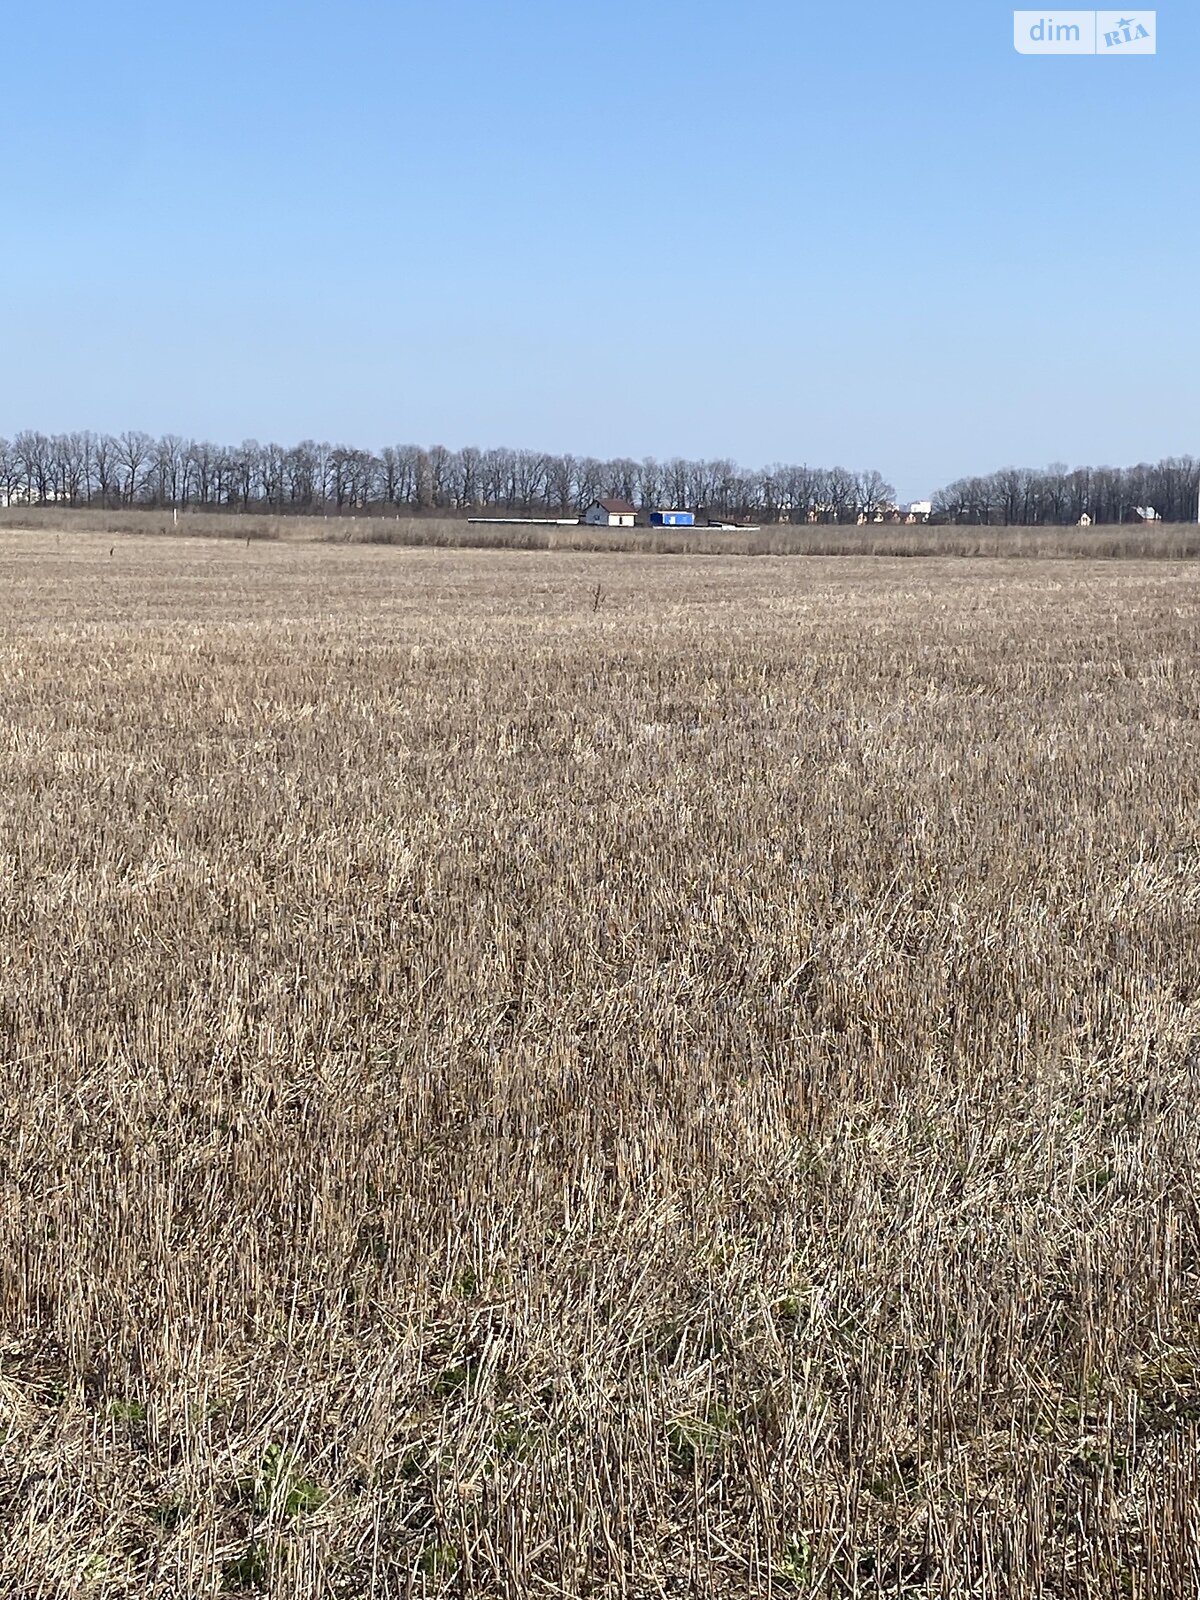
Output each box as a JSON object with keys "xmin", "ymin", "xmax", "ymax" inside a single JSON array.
[{"xmin": 584, "ymin": 498, "xmax": 637, "ymax": 528}]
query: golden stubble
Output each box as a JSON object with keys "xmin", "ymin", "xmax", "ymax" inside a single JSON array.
[{"xmin": 1, "ymin": 531, "xmax": 1199, "ymax": 1597}]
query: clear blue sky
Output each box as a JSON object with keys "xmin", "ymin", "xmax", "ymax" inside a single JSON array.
[{"xmin": 5, "ymin": 1, "xmax": 1194, "ymax": 499}]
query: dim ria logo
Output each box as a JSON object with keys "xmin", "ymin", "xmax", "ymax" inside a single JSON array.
[{"xmin": 1014, "ymin": 11, "xmax": 1157, "ymax": 53}]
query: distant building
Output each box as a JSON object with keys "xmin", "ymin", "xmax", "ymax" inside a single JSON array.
[
  {"xmin": 1133, "ymin": 505, "xmax": 1163, "ymax": 522},
  {"xmin": 905, "ymin": 500, "xmax": 933, "ymax": 523},
  {"xmin": 1078, "ymin": 513, "xmax": 1094, "ymax": 527},
  {"xmin": 584, "ymin": 498, "xmax": 637, "ymax": 528},
  {"xmin": 649, "ymin": 510, "xmax": 695, "ymax": 527}
]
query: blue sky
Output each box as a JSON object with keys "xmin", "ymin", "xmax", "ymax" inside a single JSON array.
[{"xmin": 3, "ymin": 1, "xmax": 1193, "ymax": 498}]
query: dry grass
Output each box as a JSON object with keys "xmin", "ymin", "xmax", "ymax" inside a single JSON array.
[
  {"xmin": 5, "ymin": 505, "xmax": 1200, "ymax": 560},
  {"xmin": 2, "ymin": 529, "xmax": 1200, "ymax": 1597}
]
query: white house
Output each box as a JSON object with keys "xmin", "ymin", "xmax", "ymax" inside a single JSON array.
[
  {"xmin": 1078, "ymin": 513, "xmax": 1094, "ymax": 527},
  {"xmin": 905, "ymin": 500, "xmax": 933, "ymax": 522},
  {"xmin": 584, "ymin": 498, "xmax": 637, "ymax": 528}
]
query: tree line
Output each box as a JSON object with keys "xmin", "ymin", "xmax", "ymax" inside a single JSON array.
[
  {"xmin": 0, "ymin": 430, "xmax": 895, "ymax": 521},
  {"xmin": 932, "ymin": 458, "xmax": 1200, "ymax": 525},
  {"xmin": 2, "ymin": 429, "xmax": 1197, "ymax": 524}
]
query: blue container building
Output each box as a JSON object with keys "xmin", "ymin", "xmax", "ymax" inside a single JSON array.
[{"xmin": 649, "ymin": 510, "xmax": 696, "ymax": 527}]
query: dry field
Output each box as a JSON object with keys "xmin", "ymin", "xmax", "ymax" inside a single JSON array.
[
  {"xmin": 2, "ymin": 530, "xmax": 1200, "ymax": 1598},
  {"xmin": 6, "ymin": 506, "xmax": 1200, "ymax": 562}
]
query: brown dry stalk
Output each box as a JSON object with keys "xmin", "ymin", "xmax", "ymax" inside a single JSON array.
[{"xmin": 0, "ymin": 530, "xmax": 1198, "ymax": 1597}]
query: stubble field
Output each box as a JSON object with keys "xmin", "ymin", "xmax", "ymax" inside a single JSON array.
[{"xmin": 2, "ymin": 531, "xmax": 1200, "ymax": 1598}]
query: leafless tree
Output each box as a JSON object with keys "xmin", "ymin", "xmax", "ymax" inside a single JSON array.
[{"xmin": 854, "ymin": 469, "xmax": 896, "ymax": 523}]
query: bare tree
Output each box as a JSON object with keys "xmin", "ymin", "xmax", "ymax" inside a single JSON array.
[
  {"xmin": 822, "ymin": 468, "xmax": 856, "ymax": 524},
  {"xmin": 93, "ymin": 434, "xmax": 118, "ymax": 507},
  {"xmin": 0, "ymin": 439, "xmax": 20, "ymax": 506},
  {"xmin": 13, "ymin": 432, "xmax": 51, "ymax": 504},
  {"xmin": 854, "ymin": 469, "xmax": 896, "ymax": 523},
  {"xmin": 116, "ymin": 431, "xmax": 154, "ymax": 505}
]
